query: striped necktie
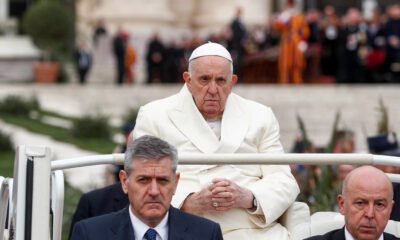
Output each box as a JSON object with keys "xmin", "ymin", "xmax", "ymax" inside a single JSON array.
[{"xmin": 144, "ymin": 228, "xmax": 157, "ymax": 240}]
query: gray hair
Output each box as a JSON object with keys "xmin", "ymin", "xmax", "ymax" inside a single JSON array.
[
  {"xmin": 188, "ymin": 57, "xmax": 234, "ymax": 78},
  {"xmin": 124, "ymin": 135, "xmax": 178, "ymax": 174}
]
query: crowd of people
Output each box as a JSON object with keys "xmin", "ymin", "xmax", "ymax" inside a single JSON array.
[{"xmin": 77, "ymin": 4, "xmax": 400, "ymax": 85}]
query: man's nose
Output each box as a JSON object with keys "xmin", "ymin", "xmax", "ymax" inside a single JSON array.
[
  {"xmin": 365, "ymin": 203, "xmax": 375, "ymax": 218},
  {"xmin": 207, "ymin": 80, "xmax": 218, "ymax": 94},
  {"xmin": 148, "ymin": 180, "xmax": 160, "ymax": 196}
]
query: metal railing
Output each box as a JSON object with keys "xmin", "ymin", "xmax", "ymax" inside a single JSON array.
[
  {"xmin": 51, "ymin": 153, "xmax": 400, "ymax": 183},
  {"xmin": 8, "ymin": 147, "xmax": 400, "ymax": 240}
]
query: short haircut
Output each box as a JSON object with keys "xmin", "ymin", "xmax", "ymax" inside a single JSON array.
[{"xmin": 124, "ymin": 135, "xmax": 178, "ymax": 174}]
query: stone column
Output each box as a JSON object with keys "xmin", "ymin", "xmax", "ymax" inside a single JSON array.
[
  {"xmin": 192, "ymin": 0, "xmax": 271, "ymax": 34},
  {"xmin": 192, "ymin": 0, "xmax": 235, "ymax": 33},
  {"xmin": 92, "ymin": 0, "xmax": 175, "ymax": 32},
  {"xmin": 235, "ymin": 0, "xmax": 271, "ymax": 24},
  {"xmin": 0, "ymin": 0, "xmax": 9, "ymax": 21},
  {"xmin": 169, "ymin": 0, "xmax": 195, "ymax": 31}
]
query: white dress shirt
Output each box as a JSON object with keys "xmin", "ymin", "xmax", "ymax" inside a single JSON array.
[
  {"xmin": 344, "ymin": 226, "xmax": 383, "ymax": 240},
  {"xmin": 128, "ymin": 206, "xmax": 169, "ymax": 240},
  {"xmin": 206, "ymin": 118, "xmax": 221, "ymax": 139}
]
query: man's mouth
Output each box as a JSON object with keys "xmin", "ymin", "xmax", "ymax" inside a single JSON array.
[{"xmin": 359, "ymin": 225, "xmax": 376, "ymax": 232}]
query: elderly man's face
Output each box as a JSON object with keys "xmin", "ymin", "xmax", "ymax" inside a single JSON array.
[
  {"xmin": 183, "ymin": 56, "xmax": 237, "ymax": 119},
  {"xmin": 120, "ymin": 157, "xmax": 179, "ymax": 227},
  {"xmin": 338, "ymin": 170, "xmax": 393, "ymax": 240}
]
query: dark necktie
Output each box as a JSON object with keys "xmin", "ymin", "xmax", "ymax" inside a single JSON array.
[{"xmin": 144, "ymin": 228, "xmax": 157, "ymax": 240}]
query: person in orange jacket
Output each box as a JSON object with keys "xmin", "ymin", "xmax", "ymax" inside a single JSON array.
[
  {"xmin": 273, "ymin": 0, "xmax": 310, "ymax": 84},
  {"xmin": 122, "ymin": 33, "xmax": 137, "ymax": 84}
]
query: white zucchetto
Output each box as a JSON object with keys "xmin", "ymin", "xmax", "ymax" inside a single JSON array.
[{"xmin": 189, "ymin": 41, "xmax": 232, "ymax": 62}]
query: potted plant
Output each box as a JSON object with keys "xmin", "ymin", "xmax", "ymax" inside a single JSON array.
[{"xmin": 22, "ymin": 0, "xmax": 74, "ymax": 83}]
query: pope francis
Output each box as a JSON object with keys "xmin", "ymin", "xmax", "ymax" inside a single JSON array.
[{"xmin": 133, "ymin": 42, "xmax": 299, "ymax": 239}]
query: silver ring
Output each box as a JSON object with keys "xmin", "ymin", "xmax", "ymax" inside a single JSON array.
[{"xmin": 213, "ymin": 202, "xmax": 219, "ymax": 207}]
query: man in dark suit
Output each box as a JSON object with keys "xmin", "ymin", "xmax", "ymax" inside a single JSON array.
[
  {"xmin": 71, "ymin": 135, "xmax": 223, "ymax": 240},
  {"xmin": 74, "ymin": 42, "xmax": 92, "ymax": 84},
  {"xmin": 113, "ymin": 28, "xmax": 126, "ymax": 85},
  {"xmin": 68, "ymin": 123, "xmax": 134, "ymax": 239},
  {"xmin": 305, "ymin": 166, "xmax": 400, "ymax": 240},
  {"xmin": 68, "ymin": 182, "xmax": 129, "ymax": 239}
]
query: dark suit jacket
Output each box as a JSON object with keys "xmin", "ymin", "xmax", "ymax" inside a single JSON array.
[
  {"xmin": 71, "ymin": 206, "xmax": 223, "ymax": 240},
  {"xmin": 68, "ymin": 183, "xmax": 129, "ymax": 239},
  {"xmin": 391, "ymin": 182, "xmax": 400, "ymax": 221},
  {"xmin": 304, "ymin": 227, "xmax": 400, "ymax": 240}
]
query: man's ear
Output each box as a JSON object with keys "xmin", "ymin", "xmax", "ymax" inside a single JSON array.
[
  {"xmin": 183, "ymin": 72, "xmax": 191, "ymax": 84},
  {"xmin": 173, "ymin": 172, "xmax": 180, "ymax": 195},
  {"xmin": 337, "ymin": 194, "xmax": 345, "ymax": 215},
  {"xmin": 231, "ymin": 74, "xmax": 238, "ymax": 85},
  {"xmin": 119, "ymin": 170, "xmax": 129, "ymax": 194}
]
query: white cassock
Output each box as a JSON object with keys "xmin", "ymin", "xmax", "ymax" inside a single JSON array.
[{"xmin": 133, "ymin": 85, "xmax": 299, "ymax": 239}]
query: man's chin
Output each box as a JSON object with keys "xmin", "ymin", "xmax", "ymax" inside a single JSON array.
[
  {"xmin": 357, "ymin": 230, "xmax": 379, "ymax": 240},
  {"xmin": 144, "ymin": 209, "xmax": 167, "ymax": 220},
  {"xmin": 203, "ymin": 108, "xmax": 221, "ymax": 118}
]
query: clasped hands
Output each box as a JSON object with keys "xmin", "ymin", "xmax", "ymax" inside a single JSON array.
[{"xmin": 181, "ymin": 178, "xmax": 254, "ymax": 215}]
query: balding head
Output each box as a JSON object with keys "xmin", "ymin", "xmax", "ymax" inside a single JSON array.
[
  {"xmin": 338, "ymin": 166, "xmax": 394, "ymax": 240},
  {"xmin": 342, "ymin": 166, "xmax": 393, "ymax": 199}
]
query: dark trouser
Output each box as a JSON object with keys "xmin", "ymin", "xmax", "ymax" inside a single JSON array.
[
  {"xmin": 116, "ymin": 59, "xmax": 124, "ymax": 85},
  {"xmin": 78, "ymin": 68, "xmax": 89, "ymax": 84}
]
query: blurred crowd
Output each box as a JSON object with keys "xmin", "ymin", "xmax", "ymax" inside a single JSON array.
[
  {"xmin": 290, "ymin": 125, "xmax": 400, "ymax": 217},
  {"xmin": 78, "ymin": 4, "xmax": 400, "ymax": 84}
]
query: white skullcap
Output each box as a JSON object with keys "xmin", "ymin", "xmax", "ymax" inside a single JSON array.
[{"xmin": 189, "ymin": 41, "xmax": 232, "ymax": 62}]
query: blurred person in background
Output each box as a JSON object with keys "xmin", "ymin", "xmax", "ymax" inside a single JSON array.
[
  {"xmin": 123, "ymin": 34, "xmax": 137, "ymax": 84},
  {"xmin": 229, "ymin": 6, "xmax": 247, "ymax": 81},
  {"xmin": 385, "ymin": 4, "xmax": 400, "ymax": 82},
  {"xmin": 273, "ymin": 0, "xmax": 310, "ymax": 84},
  {"xmin": 113, "ymin": 27, "xmax": 126, "ymax": 85},
  {"xmin": 365, "ymin": 8, "xmax": 386, "ymax": 82},
  {"xmin": 146, "ymin": 32, "xmax": 166, "ymax": 84},
  {"xmin": 93, "ymin": 19, "xmax": 107, "ymax": 47},
  {"xmin": 69, "ymin": 123, "xmax": 135, "ymax": 239},
  {"xmin": 74, "ymin": 41, "xmax": 92, "ymax": 84},
  {"xmin": 337, "ymin": 8, "xmax": 367, "ymax": 83},
  {"xmin": 305, "ymin": 8, "xmax": 321, "ymax": 83},
  {"xmin": 319, "ymin": 5, "xmax": 340, "ymax": 83}
]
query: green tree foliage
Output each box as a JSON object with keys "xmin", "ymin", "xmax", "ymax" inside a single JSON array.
[
  {"xmin": 0, "ymin": 95, "xmax": 40, "ymax": 116},
  {"xmin": 0, "ymin": 130, "xmax": 13, "ymax": 152},
  {"xmin": 376, "ymin": 98, "xmax": 389, "ymax": 135},
  {"xmin": 122, "ymin": 108, "xmax": 138, "ymax": 127},
  {"xmin": 22, "ymin": 0, "xmax": 74, "ymax": 60},
  {"xmin": 71, "ymin": 114, "xmax": 112, "ymax": 140}
]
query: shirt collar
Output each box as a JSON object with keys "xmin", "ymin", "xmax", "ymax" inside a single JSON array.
[
  {"xmin": 344, "ymin": 226, "xmax": 384, "ymax": 240},
  {"xmin": 129, "ymin": 205, "xmax": 169, "ymax": 240}
]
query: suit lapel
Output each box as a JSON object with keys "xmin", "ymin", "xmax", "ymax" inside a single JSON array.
[
  {"xmin": 217, "ymin": 93, "xmax": 249, "ymax": 153},
  {"xmin": 111, "ymin": 208, "xmax": 134, "ymax": 240},
  {"xmin": 331, "ymin": 227, "xmax": 346, "ymax": 240},
  {"xmin": 168, "ymin": 85, "xmax": 219, "ymax": 153},
  {"xmin": 168, "ymin": 207, "xmax": 191, "ymax": 240}
]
